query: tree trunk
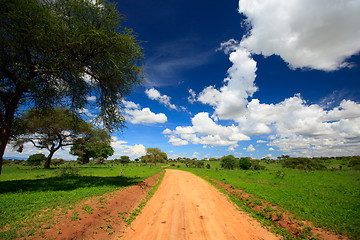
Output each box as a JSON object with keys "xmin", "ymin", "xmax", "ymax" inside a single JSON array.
[
  {"xmin": 0, "ymin": 126, "xmax": 11, "ymax": 175},
  {"xmin": 44, "ymin": 144, "xmax": 61, "ymax": 169},
  {"xmin": 0, "ymin": 93, "xmax": 23, "ymax": 175},
  {"xmin": 82, "ymin": 155, "xmax": 90, "ymax": 164},
  {"xmin": 44, "ymin": 150, "xmax": 56, "ymax": 169}
]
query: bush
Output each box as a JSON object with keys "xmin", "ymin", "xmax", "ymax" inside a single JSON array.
[
  {"xmin": 3, "ymin": 159, "xmax": 12, "ymax": 165},
  {"xmin": 348, "ymin": 157, "xmax": 360, "ymax": 168},
  {"xmin": 196, "ymin": 161, "xmax": 205, "ymax": 168},
  {"xmin": 206, "ymin": 163, "xmax": 211, "ymax": 169},
  {"xmin": 239, "ymin": 157, "xmax": 251, "ymax": 170},
  {"xmin": 52, "ymin": 158, "xmax": 65, "ymax": 166},
  {"xmin": 281, "ymin": 158, "xmax": 327, "ymax": 170},
  {"xmin": 250, "ymin": 159, "xmax": 266, "ymax": 170},
  {"xmin": 221, "ymin": 155, "xmax": 237, "ymax": 170},
  {"xmin": 13, "ymin": 159, "xmax": 25, "ymax": 165},
  {"xmin": 27, "ymin": 153, "xmax": 46, "ymax": 166},
  {"xmin": 56, "ymin": 165, "xmax": 80, "ymax": 176},
  {"xmin": 96, "ymin": 157, "xmax": 105, "ymax": 165}
]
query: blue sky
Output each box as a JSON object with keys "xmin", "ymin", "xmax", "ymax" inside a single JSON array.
[{"xmin": 5, "ymin": 0, "xmax": 360, "ymax": 161}]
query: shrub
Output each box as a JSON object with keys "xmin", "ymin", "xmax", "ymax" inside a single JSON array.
[
  {"xmin": 221, "ymin": 155, "xmax": 237, "ymax": 170},
  {"xmin": 27, "ymin": 153, "xmax": 46, "ymax": 166},
  {"xmin": 348, "ymin": 157, "xmax": 360, "ymax": 168},
  {"xmin": 96, "ymin": 157, "xmax": 105, "ymax": 165},
  {"xmin": 52, "ymin": 158, "xmax": 65, "ymax": 166},
  {"xmin": 250, "ymin": 159, "xmax": 266, "ymax": 170},
  {"xmin": 13, "ymin": 159, "xmax": 25, "ymax": 165},
  {"xmin": 206, "ymin": 163, "xmax": 211, "ymax": 169},
  {"xmin": 196, "ymin": 161, "xmax": 205, "ymax": 168},
  {"xmin": 3, "ymin": 159, "xmax": 12, "ymax": 165},
  {"xmin": 281, "ymin": 158, "xmax": 327, "ymax": 170},
  {"xmin": 56, "ymin": 165, "xmax": 80, "ymax": 176},
  {"xmin": 239, "ymin": 157, "xmax": 252, "ymax": 170},
  {"xmin": 275, "ymin": 170, "xmax": 285, "ymax": 178}
]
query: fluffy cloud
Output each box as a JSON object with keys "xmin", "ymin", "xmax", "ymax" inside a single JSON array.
[
  {"xmin": 145, "ymin": 88, "xmax": 178, "ymax": 110},
  {"xmin": 188, "ymin": 89, "xmax": 196, "ymax": 104},
  {"xmin": 111, "ymin": 137, "xmax": 146, "ymax": 159},
  {"xmin": 238, "ymin": 0, "xmax": 360, "ymax": 71},
  {"xmin": 168, "ymin": 136, "xmax": 189, "ymax": 146},
  {"xmin": 164, "ymin": 112, "xmax": 249, "ymax": 148},
  {"xmin": 241, "ymin": 96, "xmax": 360, "ymax": 156},
  {"xmin": 198, "ymin": 44, "xmax": 257, "ymax": 120},
  {"xmin": 123, "ymin": 100, "xmax": 167, "ymax": 124},
  {"xmin": 245, "ymin": 144, "xmax": 255, "ymax": 152}
]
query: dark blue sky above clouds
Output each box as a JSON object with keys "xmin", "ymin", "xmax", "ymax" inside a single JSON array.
[{"xmin": 5, "ymin": 0, "xmax": 360, "ymax": 161}]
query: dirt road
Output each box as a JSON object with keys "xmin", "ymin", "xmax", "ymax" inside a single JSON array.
[{"xmin": 120, "ymin": 169, "xmax": 278, "ymax": 240}]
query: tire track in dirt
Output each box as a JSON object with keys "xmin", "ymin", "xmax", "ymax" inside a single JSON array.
[{"xmin": 120, "ymin": 169, "xmax": 278, "ymax": 240}]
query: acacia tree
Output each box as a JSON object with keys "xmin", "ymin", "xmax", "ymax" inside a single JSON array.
[
  {"xmin": 144, "ymin": 148, "xmax": 167, "ymax": 166},
  {"xmin": 13, "ymin": 107, "xmax": 92, "ymax": 168},
  {"xmin": 70, "ymin": 128, "xmax": 113, "ymax": 164},
  {"xmin": 0, "ymin": 0, "xmax": 144, "ymax": 174}
]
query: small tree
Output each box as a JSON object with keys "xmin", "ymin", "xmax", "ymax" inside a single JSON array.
[
  {"xmin": 239, "ymin": 157, "xmax": 252, "ymax": 170},
  {"xmin": 70, "ymin": 128, "xmax": 113, "ymax": 164},
  {"xmin": 27, "ymin": 153, "xmax": 46, "ymax": 166},
  {"xmin": 220, "ymin": 155, "xmax": 237, "ymax": 170},
  {"xmin": 118, "ymin": 156, "xmax": 131, "ymax": 165},
  {"xmin": 144, "ymin": 148, "xmax": 167, "ymax": 166}
]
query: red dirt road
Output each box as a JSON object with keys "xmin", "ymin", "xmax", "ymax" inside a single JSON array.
[{"xmin": 120, "ymin": 169, "xmax": 278, "ymax": 240}]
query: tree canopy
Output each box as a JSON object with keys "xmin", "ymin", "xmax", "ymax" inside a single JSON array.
[
  {"xmin": 220, "ymin": 155, "xmax": 237, "ymax": 170},
  {"xmin": 70, "ymin": 127, "xmax": 113, "ymax": 164},
  {"xmin": 0, "ymin": 0, "xmax": 144, "ymax": 174},
  {"xmin": 141, "ymin": 148, "xmax": 167, "ymax": 166},
  {"xmin": 12, "ymin": 107, "xmax": 92, "ymax": 168}
]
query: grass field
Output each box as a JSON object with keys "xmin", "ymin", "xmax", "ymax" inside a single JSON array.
[
  {"xmin": 173, "ymin": 161, "xmax": 360, "ymax": 239},
  {"xmin": 1, "ymin": 160, "xmax": 359, "ymax": 239},
  {"xmin": 0, "ymin": 163, "xmax": 164, "ymax": 239}
]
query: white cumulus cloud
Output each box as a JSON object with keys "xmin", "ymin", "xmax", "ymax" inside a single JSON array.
[
  {"xmin": 111, "ymin": 137, "xmax": 146, "ymax": 160},
  {"xmin": 246, "ymin": 144, "xmax": 255, "ymax": 152},
  {"xmin": 238, "ymin": 0, "xmax": 360, "ymax": 71},
  {"xmin": 164, "ymin": 112, "xmax": 249, "ymax": 148},
  {"xmin": 198, "ymin": 44, "xmax": 257, "ymax": 120},
  {"xmin": 145, "ymin": 88, "xmax": 178, "ymax": 110},
  {"xmin": 123, "ymin": 100, "xmax": 167, "ymax": 124}
]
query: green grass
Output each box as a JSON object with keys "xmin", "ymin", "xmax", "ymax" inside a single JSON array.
[
  {"xmin": 0, "ymin": 163, "xmax": 164, "ymax": 239},
  {"xmin": 173, "ymin": 162, "xmax": 360, "ymax": 239}
]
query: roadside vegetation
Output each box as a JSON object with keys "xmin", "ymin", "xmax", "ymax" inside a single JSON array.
[
  {"xmin": 168, "ymin": 155, "xmax": 360, "ymax": 240},
  {"xmin": 0, "ymin": 161, "xmax": 164, "ymax": 239}
]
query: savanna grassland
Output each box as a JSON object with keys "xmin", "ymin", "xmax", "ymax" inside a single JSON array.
[
  {"xmin": 0, "ymin": 163, "xmax": 164, "ymax": 239},
  {"xmin": 1, "ymin": 157, "xmax": 359, "ymax": 240},
  {"xmin": 171, "ymin": 158, "xmax": 360, "ymax": 239}
]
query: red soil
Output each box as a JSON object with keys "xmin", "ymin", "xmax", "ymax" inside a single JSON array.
[{"xmin": 30, "ymin": 171, "xmax": 163, "ymax": 240}]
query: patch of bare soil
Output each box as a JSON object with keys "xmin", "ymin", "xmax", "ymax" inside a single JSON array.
[
  {"xmin": 121, "ymin": 169, "xmax": 278, "ymax": 240},
  {"xmin": 206, "ymin": 176, "xmax": 347, "ymax": 240},
  {"xmin": 30, "ymin": 171, "xmax": 163, "ymax": 240}
]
